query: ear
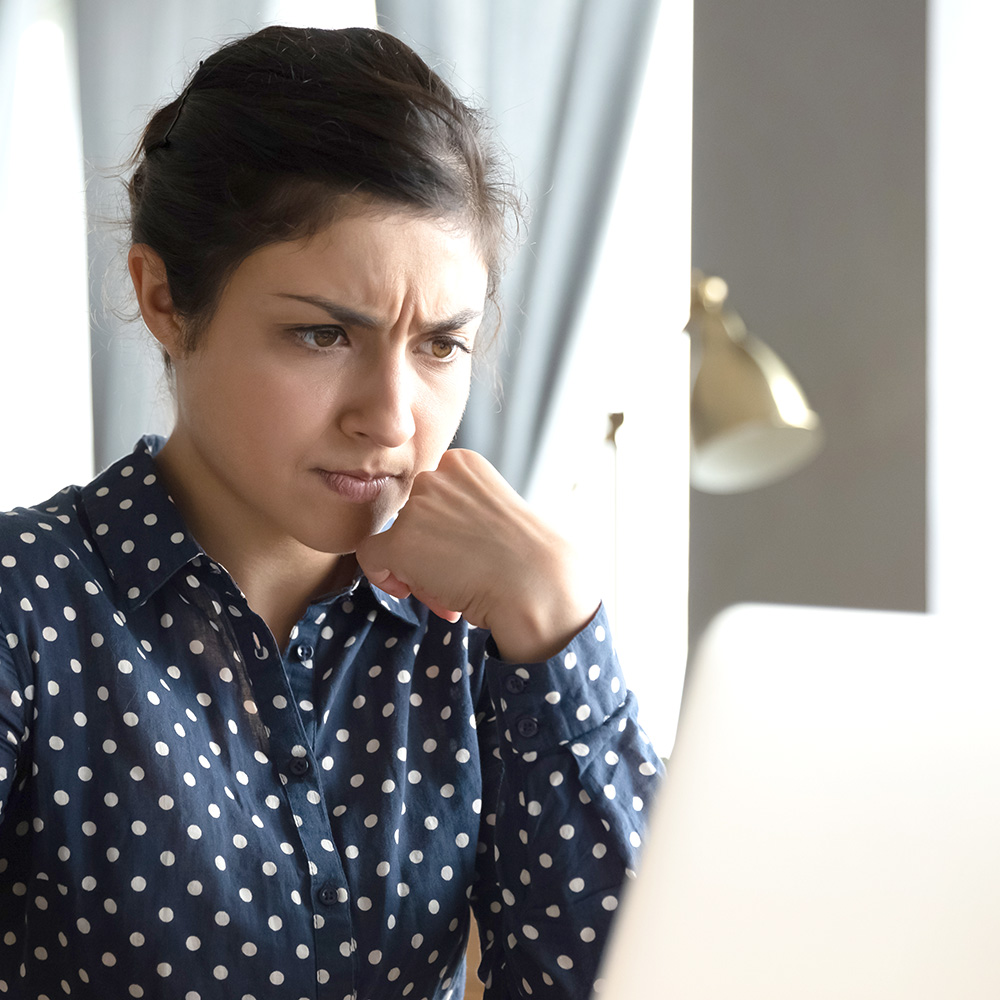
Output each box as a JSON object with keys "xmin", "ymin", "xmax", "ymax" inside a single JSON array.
[{"xmin": 128, "ymin": 245, "xmax": 186, "ymax": 359}]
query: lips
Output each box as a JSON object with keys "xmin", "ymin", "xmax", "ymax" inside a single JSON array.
[{"xmin": 317, "ymin": 469, "xmax": 397, "ymax": 503}]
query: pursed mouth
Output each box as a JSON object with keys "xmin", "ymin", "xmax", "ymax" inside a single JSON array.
[{"xmin": 317, "ymin": 470, "xmax": 397, "ymax": 503}]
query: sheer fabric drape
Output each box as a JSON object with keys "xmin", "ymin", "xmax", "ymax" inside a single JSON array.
[
  {"xmin": 4, "ymin": 0, "xmax": 659, "ymax": 497},
  {"xmin": 377, "ymin": 0, "xmax": 661, "ymax": 491},
  {"xmin": 0, "ymin": 0, "xmax": 92, "ymax": 508}
]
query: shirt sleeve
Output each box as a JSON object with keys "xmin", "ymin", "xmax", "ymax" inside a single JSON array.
[
  {"xmin": 0, "ymin": 621, "xmax": 28, "ymax": 823},
  {"xmin": 469, "ymin": 603, "xmax": 665, "ymax": 999}
]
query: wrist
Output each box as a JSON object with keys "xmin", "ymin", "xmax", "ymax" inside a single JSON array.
[{"xmin": 488, "ymin": 586, "xmax": 601, "ymax": 663}]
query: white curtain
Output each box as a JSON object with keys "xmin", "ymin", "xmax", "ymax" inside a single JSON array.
[
  {"xmin": 377, "ymin": 0, "xmax": 662, "ymax": 493},
  {"xmin": 0, "ymin": 0, "xmax": 92, "ymax": 509},
  {"xmin": 76, "ymin": 0, "xmax": 277, "ymax": 471},
  {"xmin": 76, "ymin": 0, "xmax": 377, "ymax": 471},
  {"xmin": 5, "ymin": 0, "xmax": 656, "ymax": 499}
]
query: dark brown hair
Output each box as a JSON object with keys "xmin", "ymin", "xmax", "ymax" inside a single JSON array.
[{"xmin": 128, "ymin": 25, "xmax": 520, "ymax": 353}]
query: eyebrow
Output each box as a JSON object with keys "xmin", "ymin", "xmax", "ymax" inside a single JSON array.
[{"xmin": 274, "ymin": 293, "xmax": 482, "ymax": 336}]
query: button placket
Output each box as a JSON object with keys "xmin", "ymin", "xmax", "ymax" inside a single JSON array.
[
  {"xmin": 516, "ymin": 716, "xmax": 540, "ymax": 739},
  {"xmin": 504, "ymin": 673, "xmax": 527, "ymax": 695}
]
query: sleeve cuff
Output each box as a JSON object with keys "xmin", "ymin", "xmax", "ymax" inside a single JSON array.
[{"xmin": 483, "ymin": 602, "xmax": 628, "ymax": 755}]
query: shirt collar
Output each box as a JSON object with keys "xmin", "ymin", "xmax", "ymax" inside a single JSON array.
[
  {"xmin": 80, "ymin": 436, "xmax": 202, "ymax": 610},
  {"xmin": 81, "ymin": 435, "xmax": 420, "ymax": 626}
]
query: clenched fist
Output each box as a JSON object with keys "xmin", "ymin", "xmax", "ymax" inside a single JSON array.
[{"xmin": 356, "ymin": 450, "xmax": 600, "ymax": 663}]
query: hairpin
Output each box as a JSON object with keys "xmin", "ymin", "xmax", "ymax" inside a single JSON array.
[{"xmin": 148, "ymin": 61, "xmax": 204, "ymax": 152}]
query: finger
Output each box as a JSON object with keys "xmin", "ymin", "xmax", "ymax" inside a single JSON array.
[
  {"xmin": 413, "ymin": 594, "xmax": 462, "ymax": 623},
  {"xmin": 363, "ymin": 566, "xmax": 412, "ymax": 601},
  {"xmin": 362, "ymin": 564, "xmax": 460, "ymax": 622}
]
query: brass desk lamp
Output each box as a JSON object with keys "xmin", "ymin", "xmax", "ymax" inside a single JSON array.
[{"xmin": 688, "ymin": 272, "xmax": 823, "ymax": 493}]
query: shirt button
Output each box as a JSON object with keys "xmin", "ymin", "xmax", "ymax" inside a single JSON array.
[
  {"xmin": 288, "ymin": 757, "xmax": 310, "ymax": 777},
  {"xmin": 504, "ymin": 674, "xmax": 526, "ymax": 695},
  {"xmin": 318, "ymin": 883, "xmax": 339, "ymax": 906},
  {"xmin": 295, "ymin": 643, "xmax": 314, "ymax": 661},
  {"xmin": 516, "ymin": 716, "xmax": 539, "ymax": 739}
]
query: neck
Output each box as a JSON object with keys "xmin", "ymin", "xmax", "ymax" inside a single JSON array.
[{"xmin": 154, "ymin": 436, "xmax": 354, "ymax": 650}]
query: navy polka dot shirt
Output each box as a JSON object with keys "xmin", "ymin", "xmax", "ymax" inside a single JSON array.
[{"xmin": 0, "ymin": 436, "xmax": 663, "ymax": 999}]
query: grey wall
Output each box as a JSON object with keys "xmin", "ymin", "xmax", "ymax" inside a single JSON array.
[{"xmin": 689, "ymin": 0, "xmax": 927, "ymax": 643}]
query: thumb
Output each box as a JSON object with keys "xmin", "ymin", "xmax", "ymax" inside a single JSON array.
[
  {"xmin": 355, "ymin": 534, "xmax": 461, "ymax": 623},
  {"xmin": 355, "ymin": 534, "xmax": 409, "ymax": 599}
]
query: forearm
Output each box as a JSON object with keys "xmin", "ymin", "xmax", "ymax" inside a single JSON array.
[{"xmin": 470, "ymin": 606, "xmax": 665, "ymax": 999}]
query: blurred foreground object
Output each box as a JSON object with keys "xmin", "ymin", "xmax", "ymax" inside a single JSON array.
[{"xmin": 688, "ymin": 272, "xmax": 823, "ymax": 493}]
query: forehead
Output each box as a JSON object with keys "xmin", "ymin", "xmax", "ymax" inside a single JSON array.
[{"xmin": 228, "ymin": 204, "xmax": 489, "ymax": 318}]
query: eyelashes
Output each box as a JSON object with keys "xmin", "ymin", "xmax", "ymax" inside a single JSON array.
[
  {"xmin": 425, "ymin": 337, "xmax": 472, "ymax": 362},
  {"xmin": 289, "ymin": 326, "xmax": 473, "ymax": 362},
  {"xmin": 291, "ymin": 325, "xmax": 346, "ymax": 350}
]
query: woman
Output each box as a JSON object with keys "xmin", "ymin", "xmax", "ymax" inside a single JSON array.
[{"xmin": 0, "ymin": 25, "xmax": 662, "ymax": 1000}]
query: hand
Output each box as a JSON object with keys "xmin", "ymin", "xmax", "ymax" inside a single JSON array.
[{"xmin": 355, "ymin": 449, "xmax": 600, "ymax": 663}]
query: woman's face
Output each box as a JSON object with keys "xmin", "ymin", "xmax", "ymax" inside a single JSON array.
[{"xmin": 162, "ymin": 206, "xmax": 489, "ymax": 556}]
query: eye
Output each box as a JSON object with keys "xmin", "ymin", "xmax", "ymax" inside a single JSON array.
[
  {"xmin": 423, "ymin": 336, "xmax": 471, "ymax": 362},
  {"xmin": 295, "ymin": 326, "xmax": 346, "ymax": 349}
]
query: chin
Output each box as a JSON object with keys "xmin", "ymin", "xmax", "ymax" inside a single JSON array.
[{"xmin": 294, "ymin": 515, "xmax": 382, "ymax": 557}]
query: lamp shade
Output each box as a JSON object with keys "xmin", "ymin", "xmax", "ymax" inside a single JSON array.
[{"xmin": 688, "ymin": 274, "xmax": 823, "ymax": 494}]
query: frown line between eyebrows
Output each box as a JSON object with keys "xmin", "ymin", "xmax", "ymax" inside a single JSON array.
[{"xmin": 274, "ymin": 293, "xmax": 482, "ymax": 336}]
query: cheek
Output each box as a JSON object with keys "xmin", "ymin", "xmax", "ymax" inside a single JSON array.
[
  {"xmin": 193, "ymin": 359, "xmax": 315, "ymax": 451},
  {"xmin": 415, "ymin": 384, "xmax": 470, "ymax": 454}
]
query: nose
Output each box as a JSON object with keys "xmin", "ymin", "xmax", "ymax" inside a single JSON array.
[{"xmin": 339, "ymin": 351, "xmax": 417, "ymax": 448}]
